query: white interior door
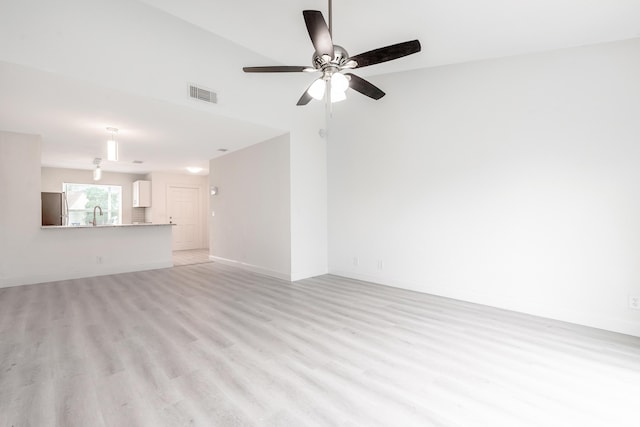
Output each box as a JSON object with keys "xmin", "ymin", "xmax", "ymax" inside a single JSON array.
[{"xmin": 167, "ymin": 185, "xmax": 200, "ymax": 251}]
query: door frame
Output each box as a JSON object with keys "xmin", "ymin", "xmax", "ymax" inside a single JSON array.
[{"xmin": 166, "ymin": 184, "xmax": 203, "ymax": 250}]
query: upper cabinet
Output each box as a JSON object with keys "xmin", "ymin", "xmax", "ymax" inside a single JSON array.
[{"xmin": 133, "ymin": 180, "xmax": 151, "ymax": 207}]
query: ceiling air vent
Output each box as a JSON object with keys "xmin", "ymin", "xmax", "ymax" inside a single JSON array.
[{"xmin": 189, "ymin": 84, "xmax": 217, "ymax": 104}]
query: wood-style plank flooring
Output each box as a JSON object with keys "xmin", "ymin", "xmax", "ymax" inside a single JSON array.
[
  {"xmin": 1, "ymin": 263, "xmax": 639, "ymax": 426},
  {"xmin": 173, "ymin": 249, "xmax": 212, "ymax": 267}
]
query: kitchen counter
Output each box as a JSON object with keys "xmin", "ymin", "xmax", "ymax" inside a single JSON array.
[
  {"xmin": 41, "ymin": 223, "xmax": 174, "ymax": 229},
  {"xmin": 31, "ymin": 222, "xmax": 175, "ymax": 284}
]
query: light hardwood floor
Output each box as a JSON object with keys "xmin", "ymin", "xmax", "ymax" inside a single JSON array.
[
  {"xmin": 1, "ymin": 263, "xmax": 639, "ymax": 426},
  {"xmin": 173, "ymin": 249, "xmax": 212, "ymax": 267}
]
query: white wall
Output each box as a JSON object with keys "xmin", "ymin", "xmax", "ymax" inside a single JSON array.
[
  {"xmin": 0, "ymin": 131, "xmax": 173, "ymax": 288},
  {"xmin": 41, "ymin": 167, "xmax": 146, "ymax": 225},
  {"xmin": 145, "ymin": 171, "xmax": 209, "ymax": 249},
  {"xmin": 328, "ymin": 38, "xmax": 640, "ymax": 337},
  {"xmin": 209, "ymin": 134, "xmax": 291, "ymax": 280},
  {"xmin": 206, "ymin": 104, "xmax": 328, "ymax": 281},
  {"xmin": 290, "ymin": 104, "xmax": 329, "ymax": 280},
  {"xmin": 0, "ymin": 131, "xmax": 42, "ymax": 285}
]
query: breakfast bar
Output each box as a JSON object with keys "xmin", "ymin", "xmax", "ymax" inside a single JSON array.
[{"xmin": 34, "ymin": 223, "xmax": 174, "ymax": 284}]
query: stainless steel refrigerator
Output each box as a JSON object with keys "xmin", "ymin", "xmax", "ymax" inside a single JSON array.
[{"xmin": 41, "ymin": 192, "xmax": 68, "ymax": 226}]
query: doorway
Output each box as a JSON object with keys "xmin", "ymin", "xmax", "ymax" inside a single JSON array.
[{"xmin": 167, "ymin": 185, "xmax": 201, "ymax": 251}]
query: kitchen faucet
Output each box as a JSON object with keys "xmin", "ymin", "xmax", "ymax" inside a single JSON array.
[{"xmin": 92, "ymin": 206, "xmax": 103, "ymax": 226}]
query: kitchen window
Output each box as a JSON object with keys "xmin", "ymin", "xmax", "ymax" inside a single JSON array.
[{"xmin": 63, "ymin": 183, "xmax": 122, "ymax": 226}]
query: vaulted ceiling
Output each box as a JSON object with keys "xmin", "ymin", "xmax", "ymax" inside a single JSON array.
[{"xmin": 1, "ymin": 0, "xmax": 639, "ymax": 174}]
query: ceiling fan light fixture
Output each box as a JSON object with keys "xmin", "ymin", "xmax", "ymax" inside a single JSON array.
[
  {"xmin": 330, "ymin": 88, "xmax": 347, "ymax": 103},
  {"xmin": 308, "ymin": 78, "xmax": 326, "ymax": 100},
  {"xmin": 331, "ymin": 72, "xmax": 349, "ymax": 92},
  {"xmin": 241, "ymin": 1, "xmax": 421, "ymax": 106},
  {"xmin": 344, "ymin": 60, "xmax": 358, "ymax": 69}
]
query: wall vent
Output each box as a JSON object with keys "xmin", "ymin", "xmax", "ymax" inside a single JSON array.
[{"xmin": 189, "ymin": 84, "xmax": 217, "ymax": 104}]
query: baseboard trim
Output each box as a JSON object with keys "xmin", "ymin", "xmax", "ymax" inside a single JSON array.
[
  {"xmin": 209, "ymin": 255, "xmax": 291, "ymax": 281},
  {"xmin": 329, "ymin": 269, "xmax": 640, "ymax": 338}
]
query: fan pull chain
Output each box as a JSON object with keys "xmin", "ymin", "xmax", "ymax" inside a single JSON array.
[{"xmin": 327, "ymin": 78, "xmax": 334, "ymax": 117}]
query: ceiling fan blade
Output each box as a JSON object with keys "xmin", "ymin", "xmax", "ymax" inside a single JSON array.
[
  {"xmin": 345, "ymin": 73, "xmax": 385, "ymax": 100},
  {"xmin": 243, "ymin": 66, "xmax": 309, "ymax": 73},
  {"xmin": 350, "ymin": 40, "xmax": 421, "ymax": 69},
  {"xmin": 303, "ymin": 10, "xmax": 334, "ymax": 58},
  {"xmin": 296, "ymin": 86, "xmax": 314, "ymax": 106}
]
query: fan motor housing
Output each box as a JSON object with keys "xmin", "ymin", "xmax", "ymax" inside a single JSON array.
[{"xmin": 313, "ymin": 44, "xmax": 350, "ymax": 70}]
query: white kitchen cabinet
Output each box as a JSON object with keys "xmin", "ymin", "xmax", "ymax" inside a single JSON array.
[{"xmin": 133, "ymin": 180, "xmax": 151, "ymax": 207}]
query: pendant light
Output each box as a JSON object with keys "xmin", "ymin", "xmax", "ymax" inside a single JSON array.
[
  {"xmin": 106, "ymin": 127, "xmax": 118, "ymax": 161},
  {"xmin": 93, "ymin": 158, "xmax": 102, "ymax": 181}
]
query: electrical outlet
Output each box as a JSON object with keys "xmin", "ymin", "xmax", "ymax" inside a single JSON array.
[
  {"xmin": 353, "ymin": 257, "xmax": 359, "ymax": 267},
  {"xmin": 377, "ymin": 260, "xmax": 384, "ymax": 270},
  {"xmin": 629, "ymin": 295, "xmax": 640, "ymax": 310}
]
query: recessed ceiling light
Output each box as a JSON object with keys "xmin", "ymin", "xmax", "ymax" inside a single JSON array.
[
  {"xmin": 217, "ymin": 148, "xmax": 228, "ymax": 152},
  {"xmin": 132, "ymin": 160, "xmax": 144, "ymax": 164},
  {"xmin": 186, "ymin": 167, "xmax": 203, "ymax": 174}
]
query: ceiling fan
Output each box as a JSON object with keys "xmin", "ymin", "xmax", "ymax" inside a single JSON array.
[{"xmin": 242, "ymin": 0, "xmax": 421, "ymax": 106}]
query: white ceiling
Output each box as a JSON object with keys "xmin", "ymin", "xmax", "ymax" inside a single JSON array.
[
  {"xmin": 1, "ymin": 0, "xmax": 639, "ymax": 175},
  {"xmin": 141, "ymin": 0, "xmax": 640, "ymax": 74},
  {"xmin": 0, "ymin": 62, "xmax": 285, "ymax": 173}
]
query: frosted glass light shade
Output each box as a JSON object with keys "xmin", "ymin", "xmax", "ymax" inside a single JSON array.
[
  {"xmin": 93, "ymin": 166, "xmax": 102, "ymax": 181},
  {"xmin": 107, "ymin": 139, "xmax": 118, "ymax": 161},
  {"xmin": 307, "ymin": 78, "xmax": 326, "ymax": 100},
  {"xmin": 331, "ymin": 73, "xmax": 349, "ymax": 92},
  {"xmin": 331, "ymin": 88, "xmax": 347, "ymax": 103}
]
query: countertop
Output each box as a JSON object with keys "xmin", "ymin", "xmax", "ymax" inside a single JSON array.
[{"xmin": 41, "ymin": 223, "xmax": 174, "ymax": 229}]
